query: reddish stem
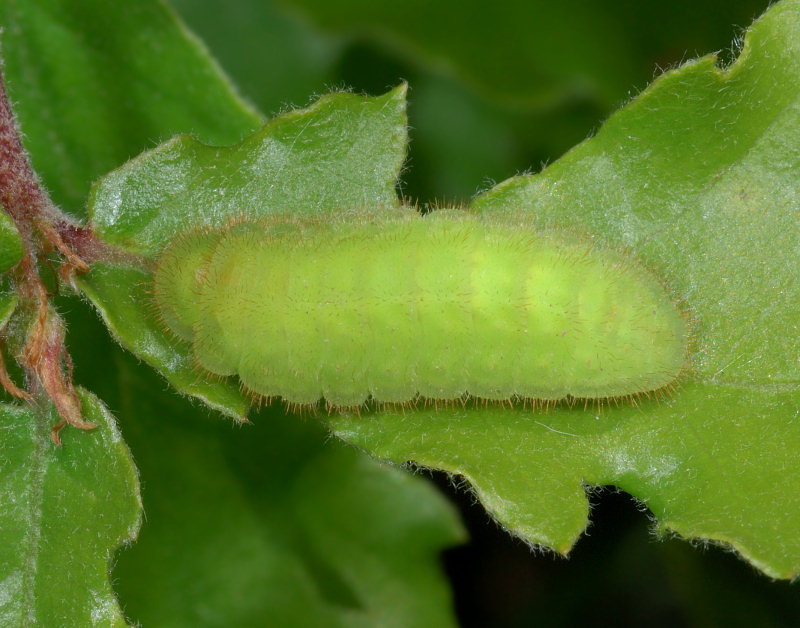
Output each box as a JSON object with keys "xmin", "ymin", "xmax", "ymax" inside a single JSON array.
[
  {"xmin": 0, "ymin": 73, "xmax": 53, "ymax": 232},
  {"xmin": 0, "ymin": 64, "xmax": 96, "ymax": 443}
]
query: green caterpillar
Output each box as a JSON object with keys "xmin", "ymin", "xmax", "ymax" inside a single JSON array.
[{"xmin": 153, "ymin": 208, "xmax": 689, "ymax": 409}]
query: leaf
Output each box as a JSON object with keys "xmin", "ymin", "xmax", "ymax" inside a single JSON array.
[
  {"xmin": 103, "ymin": 350, "xmax": 464, "ymax": 628},
  {"xmin": 79, "ymin": 85, "xmax": 408, "ymax": 417},
  {"xmin": 0, "ymin": 0, "xmax": 263, "ymax": 214},
  {"xmin": 0, "ymin": 211, "xmax": 22, "ymax": 274},
  {"xmin": 324, "ymin": 0, "xmax": 800, "ymax": 578},
  {"xmin": 0, "ymin": 391, "xmax": 141, "ymax": 626}
]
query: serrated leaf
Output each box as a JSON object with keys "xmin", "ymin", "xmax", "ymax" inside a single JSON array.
[
  {"xmin": 88, "ymin": 84, "xmax": 408, "ymax": 256},
  {"xmin": 0, "ymin": 0, "xmax": 262, "ymax": 215},
  {"xmin": 324, "ymin": 0, "xmax": 800, "ymax": 578},
  {"xmin": 79, "ymin": 86, "xmax": 408, "ymax": 417},
  {"xmin": 0, "ymin": 392, "xmax": 141, "ymax": 626},
  {"xmin": 0, "ymin": 211, "xmax": 23, "ymax": 274}
]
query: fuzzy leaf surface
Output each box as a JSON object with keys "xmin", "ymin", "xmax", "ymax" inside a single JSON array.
[
  {"xmin": 324, "ymin": 1, "xmax": 800, "ymax": 577},
  {"xmin": 0, "ymin": 393, "xmax": 141, "ymax": 626}
]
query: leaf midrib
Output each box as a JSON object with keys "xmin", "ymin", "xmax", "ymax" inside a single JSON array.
[{"xmin": 21, "ymin": 407, "xmax": 48, "ymax": 626}]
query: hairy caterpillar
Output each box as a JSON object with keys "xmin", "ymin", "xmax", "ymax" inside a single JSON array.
[{"xmin": 153, "ymin": 208, "xmax": 689, "ymax": 409}]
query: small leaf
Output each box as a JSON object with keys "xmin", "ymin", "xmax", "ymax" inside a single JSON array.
[
  {"xmin": 326, "ymin": 0, "xmax": 800, "ymax": 577},
  {"xmin": 0, "ymin": 211, "xmax": 22, "ymax": 274},
  {"xmin": 0, "ymin": 391, "xmax": 141, "ymax": 626},
  {"xmin": 80, "ymin": 86, "xmax": 408, "ymax": 417}
]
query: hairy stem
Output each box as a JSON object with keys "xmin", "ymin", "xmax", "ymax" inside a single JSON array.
[{"xmin": 0, "ymin": 65, "xmax": 93, "ymax": 443}]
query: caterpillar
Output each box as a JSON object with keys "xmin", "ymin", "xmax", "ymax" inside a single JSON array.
[{"xmin": 153, "ymin": 207, "xmax": 689, "ymax": 409}]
